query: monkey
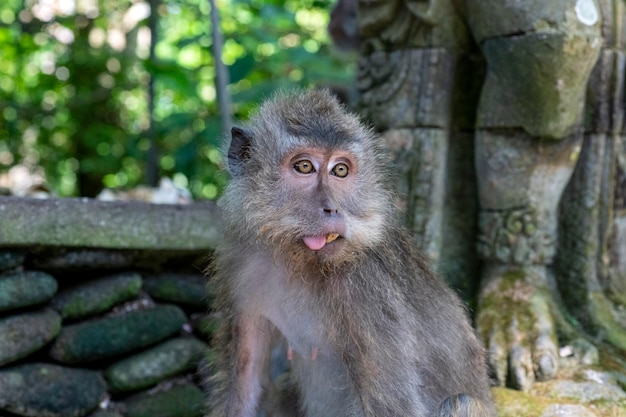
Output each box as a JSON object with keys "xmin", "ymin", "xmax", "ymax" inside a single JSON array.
[{"xmin": 207, "ymin": 89, "xmax": 496, "ymax": 417}]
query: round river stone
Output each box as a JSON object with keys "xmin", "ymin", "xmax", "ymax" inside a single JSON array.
[{"xmin": 49, "ymin": 304, "xmax": 187, "ymax": 363}]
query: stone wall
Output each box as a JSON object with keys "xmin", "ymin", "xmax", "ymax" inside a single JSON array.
[{"xmin": 0, "ymin": 196, "xmax": 219, "ymax": 417}]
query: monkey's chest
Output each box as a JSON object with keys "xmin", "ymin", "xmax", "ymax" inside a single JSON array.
[
  {"xmin": 235, "ymin": 252, "xmax": 337, "ymax": 360},
  {"xmin": 267, "ymin": 287, "xmax": 332, "ymax": 360}
]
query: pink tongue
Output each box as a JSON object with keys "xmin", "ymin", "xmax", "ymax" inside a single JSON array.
[{"xmin": 303, "ymin": 236, "xmax": 327, "ymax": 251}]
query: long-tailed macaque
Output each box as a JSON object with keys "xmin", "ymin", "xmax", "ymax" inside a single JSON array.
[{"xmin": 207, "ymin": 89, "xmax": 495, "ymax": 417}]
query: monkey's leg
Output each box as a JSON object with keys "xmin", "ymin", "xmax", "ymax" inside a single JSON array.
[
  {"xmin": 290, "ymin": 351, "xmax": 361, "ymax": 417},
  {"xmin": 433, "ymin": 394, "xmax": 491, "ymax": 417},
  {"xmin": 211, "ymin": 314, "xmax": 274, "ymax": 417}
]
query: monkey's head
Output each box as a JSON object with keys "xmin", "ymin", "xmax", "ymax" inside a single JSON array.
[{"xmin": 219, "ymin": 89, "xmax": 394, "ymax": 269}]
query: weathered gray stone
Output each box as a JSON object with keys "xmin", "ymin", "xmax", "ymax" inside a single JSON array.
[
  {"xmin": 492, "ymin": 386, "xmax": 625, "ymax": 417},
  {"xmin": 104, "ymin": 337, "xmax": 207, "ymax": 392},
  {"xmin": 475, "ymin": 130, "xmax": 582, "ymax": 264},
  {"xmin": 557, "ymin": 133, "xmax": 626, "ymax": 350},
  {"xmin": 358, "ymin": 0, "xmax": 470, "ymax": 49},
  {"xmin": 49, "ymin": 304, "xmax": 187, "ymax": 363},
  {"xmin": 579, "ymin": 369, "xmax": 618, "ymax": 385},
  {"xmin": 465, "ymin": 0, "xmax": 600, "ymax": 42},
  {"xmin": 586, "ymin": 50, "xmax": 625, "ymax": 134},
  {"xmin": 125, "ymin": 384, "xmax": 205, "ymax": 417},
  {"xmin": 0, "ymin": 196, "xmax": 220, "ymax": 250},
  {"xmin": 52, "ymin": 272, "xmax": 142, "ymax": 319},
  {"xmin": 540, "ymin": 404, "xmax": 597, "ymax": 417},
  {"xmin": 0, "ymin": 309, "xmax": 61, "ymax": 366},
  {"xmin": 531, "ymin": 380, "xmax": 626, "ymax": 403},
  {"xmin": 0, "ymin": 251, "xmax": 25, "ymax": 272},
  {"xmin": 0, "ymin": 363, "xmax": 106, "ymax": 417},
  {"xmin": 477, "ymin": 32, "xmax": 601, "ymax": 138},
  {"xmin": 608, "ymin": 215, "xmax": 626, "ymax": 306},
  {"xmin": 143, "ymin": 273, "xmax": 208, "ymax": 309},
  {"xmin": 559, "ymin": 339, "xmax": 601, "ymax": 377},
  {"xmin": 0, "ymin": 271, "xmax": 57, "ymax": 312},
  {"xmin": 358, "ymin": 49, "xmax": 455, "ymax": 129},
  {"xmin": 379, "ymin": 128, "xmax": 449, "ymax": 267}
]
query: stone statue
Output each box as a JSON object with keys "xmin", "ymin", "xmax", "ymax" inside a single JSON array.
[{"xmin": 355, "ymin": 0, "xmax": 626, "ymax": 391}]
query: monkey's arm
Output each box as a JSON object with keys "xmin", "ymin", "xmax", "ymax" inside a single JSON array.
[
  {"xmin": 208, "ymin": 312, "xmax": 274, "ymax": 417},
  {"xmin": 340, "ymin": 333, "xmax": 419, "ymax": 416},
  {"xmin": 333, "ymin": 293, "xmax": 422, "ymax": 416},
  {"xmin": 340, "ymin": 303, "xmax": 493, "ymax": 417},
  {"xmin": 333, "ymin": 238, "xmax": 494, "ymax": 417}
]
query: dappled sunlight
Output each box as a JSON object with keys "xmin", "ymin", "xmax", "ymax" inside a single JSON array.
[{"xmin": 0, "ymin": 0, "xmax": 355, "ymax": 198}]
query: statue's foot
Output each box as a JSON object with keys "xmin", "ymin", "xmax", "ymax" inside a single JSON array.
[{"xmin": 477, "ymin": 264, "xmax": 559, "ymax": 390}]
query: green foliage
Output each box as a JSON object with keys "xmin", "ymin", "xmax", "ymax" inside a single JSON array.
[{"xmin": 0, "ymin": 0, "xmax": 355, "ymax": 198}]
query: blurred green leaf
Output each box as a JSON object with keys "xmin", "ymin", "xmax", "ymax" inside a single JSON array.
[{"xmin": 0, "ymin": 0, "xmax": 355, "ymax": 199}]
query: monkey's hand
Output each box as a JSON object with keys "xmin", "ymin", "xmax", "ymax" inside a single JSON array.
[{"xmin": 476, "ymin": 264, "xmax": 559, "ymax": 391}]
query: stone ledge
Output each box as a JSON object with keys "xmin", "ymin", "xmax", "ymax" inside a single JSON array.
[{"xmin": 0, "ymin": 196, "xmax": 221, "ymax": 251}]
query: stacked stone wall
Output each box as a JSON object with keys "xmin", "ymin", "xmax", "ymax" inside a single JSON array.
[{"xmin": 0, "ymin": 196, "xmax": 218, "ymax": 417}]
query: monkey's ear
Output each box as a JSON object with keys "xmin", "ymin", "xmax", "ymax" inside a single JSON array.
[{"xmin": 228, "ymin": 126, "xmax": 252, "ymax": 176}]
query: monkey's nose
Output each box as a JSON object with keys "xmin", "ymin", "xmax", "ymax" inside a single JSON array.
[
  {"xmin": 320, "ymin": 195, "xmax": 339, "ymax": 216},
  {"xmin": 322, "ymin": 207, "xmax": 339, "ymax": 216}
]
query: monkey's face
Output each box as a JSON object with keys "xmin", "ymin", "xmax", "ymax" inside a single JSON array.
[
  {"xmin": 220, "ymin": 89, "xmax": 394, "ymax": 270},
  {"xmin": 277, "ymin": 147, "xmax": 354, "ymax": 262},
  {"xmin": 250, "ymin": 139, "xmax": 391, "ymax": 269}
]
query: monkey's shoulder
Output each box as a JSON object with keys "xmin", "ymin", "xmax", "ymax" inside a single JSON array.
[
  {"xmin": 355, "ymin": 227, "xmax": 465, "ymax": 306},
  {"xmin": 363, "ymin": 227, "xmax": 437, "ymax": 280}
]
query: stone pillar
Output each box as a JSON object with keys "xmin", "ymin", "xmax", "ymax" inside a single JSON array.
[
  {"xmin": 465, "ymin": 0, "xmax": 602, "ymax": 389},
  {"xmin": 557, "ymin": 0, "xmax": 626, "ymax": 351}
]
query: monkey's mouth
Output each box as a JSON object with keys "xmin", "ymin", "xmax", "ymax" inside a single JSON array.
[{"xmin": 302, "ymin": 234, "xmax": 342, "ymax": 251}]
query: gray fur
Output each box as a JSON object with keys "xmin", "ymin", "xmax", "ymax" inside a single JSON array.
[{"xmin": 207, "ymin": 89, "xmax": 495, "ymax": 417}]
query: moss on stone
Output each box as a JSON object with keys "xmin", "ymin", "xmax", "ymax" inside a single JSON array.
[
  {"xmin": 105, "ymin": 337, "xmax": 207, "ymax": 392},
  {"xmin": 143, "ymin": 273, "xmax": 208, "ymax": 309},
  {"xmin": 0, "ymin": 309, "xmax": 62, "ymax": 366},
  {"xmin": 125, "ymin": 384, "xmax": 205, "ymax": 417},
  {"xmin": 0, "ymin": 270, "xmax": 58, "ymax": 312},
  {"xmin": 0, "ymin": 196, "xmax": 221, "ymax": 250},
  {"xmin": 0, "ymin": 363, "xmax": 106, "ymax": 417},
  {"xmin": 52, "ymin": 272, "xmax": 143, "ymax": 319},
  {"xmin": 476, "ymin": 269, "xmax": 538, "ymax": 343},
  {"xmin": 587, "ymin": 291, "xmax": 626, "ymax": 351},
  {"xmin": 49, "ymin": 304, "xmax": 187, "ymax": 363},
  {"xmin": 493, "ymin": 387, "xmax": 551, "ymax": 417}
]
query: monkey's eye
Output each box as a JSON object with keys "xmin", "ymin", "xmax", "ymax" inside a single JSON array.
[
  {"xmin": 294, "ymin": 159, "xmax": 315, "ymax": 174},
  {"xmin": 331, "ymin": 163, "xmax": 349, "ymax": 178}
]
